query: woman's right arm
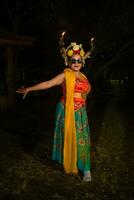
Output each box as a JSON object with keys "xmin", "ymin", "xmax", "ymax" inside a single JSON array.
[{"xmin": 16, "ymin": 72, "xmax": 65, "ymax": 99}]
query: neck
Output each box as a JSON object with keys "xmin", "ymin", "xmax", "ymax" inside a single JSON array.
[
  {"xmin": 74, "ymin": 70, "xmax": 85, "ymax": 79},
  {"xmin": 74, "ymin": 71, "xmax": 80, "ymax": 75},
  {"xmin": 70, "ymin": 69, "xmax": 80, "ymax": 76}
]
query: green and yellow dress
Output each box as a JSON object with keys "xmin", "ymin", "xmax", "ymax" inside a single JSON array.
[{"xmin": 52, "ymin": 69, "xmax": 91, "ymax": 174}]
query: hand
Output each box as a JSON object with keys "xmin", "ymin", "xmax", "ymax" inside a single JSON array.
[{"xmin": 16, "ymin": 86, "xmax": 29, "ymax": 99}]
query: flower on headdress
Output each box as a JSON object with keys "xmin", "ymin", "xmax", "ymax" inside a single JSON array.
[
  {"xmin": 73, "ymin": 44, "xmax": 80, "ymax": 51},
  {"xmin": 71, "ymin": 42, "xmax": 77, "ymax": 46},
  {"xmin": 67, "ymin": 49, "xmax": 73, "ymax": 56},
  {"xmin": 80, "ymin": 49, "xmax": 85, "ymax": 57}
]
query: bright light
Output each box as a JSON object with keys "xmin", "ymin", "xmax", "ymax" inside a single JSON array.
[{"xmin": 62, "ymin": 31, "xmax": 66, "ymax": 37}]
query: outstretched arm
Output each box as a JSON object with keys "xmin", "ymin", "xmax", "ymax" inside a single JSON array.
[{"xmin": 16, "ymin": 72, "xmax": 65, "ymax": 99}]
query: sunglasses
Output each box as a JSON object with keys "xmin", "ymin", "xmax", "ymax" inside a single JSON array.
[{"xmin": 70, "ymin": 58, "xmax": 82, "ymax": 64}]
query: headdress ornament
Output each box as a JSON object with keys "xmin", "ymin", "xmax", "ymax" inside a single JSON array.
[{"xmin": 59, "ymin": 31, "xmax": 95, "ymax": 66}]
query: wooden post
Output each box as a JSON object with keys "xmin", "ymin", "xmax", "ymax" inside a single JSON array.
[{"xmin": 6, "ymin": 45, "xmax": 15, "ymax": 108}]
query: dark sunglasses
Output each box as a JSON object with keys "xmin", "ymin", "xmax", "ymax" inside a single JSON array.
[{"xmin": 70, "ymin": 58, "xmax": 82, "ymax": 64}]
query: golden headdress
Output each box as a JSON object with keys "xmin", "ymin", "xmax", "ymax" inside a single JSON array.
[{"xmin": 59, "ymin": 32, "xmax": 95, "ymax": 66}]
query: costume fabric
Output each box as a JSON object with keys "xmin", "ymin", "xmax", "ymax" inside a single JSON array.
[{"xmin": 52, "ymin": 68, "xmax": 91, "ymax": 173}]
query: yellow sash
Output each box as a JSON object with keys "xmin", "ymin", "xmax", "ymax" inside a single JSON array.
[{"xmin": 63, "ymin": 68, "xmax": 78, "ymax": 174}]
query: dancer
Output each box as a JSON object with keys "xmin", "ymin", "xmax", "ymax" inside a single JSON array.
[{"xmin": 16, "ymin": 34, "xmax": 94, "ymax": 182}]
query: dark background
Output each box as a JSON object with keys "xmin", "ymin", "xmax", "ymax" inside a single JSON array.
[
  {"xmin": 0, "ymin": 1, "xmax": 134, "ymax": 200},
  {"xmin": 0, "ymin": 0, "xmax": 134, "ymax": 83}
]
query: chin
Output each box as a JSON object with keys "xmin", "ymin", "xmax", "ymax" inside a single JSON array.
[{"xmin": 71, "ymin": 66, "xmax": 81, "ymax": 71}]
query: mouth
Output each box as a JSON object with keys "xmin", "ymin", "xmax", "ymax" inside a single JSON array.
[{"xmin": 72, "ymin": 66, "xmax": 80, "ymax": 71}]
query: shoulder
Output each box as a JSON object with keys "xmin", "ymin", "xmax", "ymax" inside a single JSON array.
[
  {"xmin": 54, "ymin": 72, "xmax": 65, "ymax": 85},
  {"xmin": 80, "ymin": 72, "xmax": 88, "ymax": 80},
  {"xmin": 56, "ymin": 72, "xmax": 65, "ymax": 78},
  {"xmin": 52, "ymin": 70, "xmax": 65, "ymax": 79},
  {"xmin": 63, "ymin": 68, "xmax": 72, "ymax": 75}
]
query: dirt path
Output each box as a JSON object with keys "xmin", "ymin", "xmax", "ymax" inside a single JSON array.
[{"xmin": 90, "ymin": 94, "xmax": 134, "ymax": 199}]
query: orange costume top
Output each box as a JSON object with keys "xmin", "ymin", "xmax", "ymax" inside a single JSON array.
[{"xmin": 61, "ymin": 77, "xmax": 91, "ymax": 110}]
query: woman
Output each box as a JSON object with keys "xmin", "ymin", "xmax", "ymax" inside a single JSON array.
[{"xmin": 16, "ymin": 42, "xmax": 92, "ymax": 182}]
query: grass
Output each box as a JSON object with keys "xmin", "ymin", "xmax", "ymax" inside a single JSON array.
[{"xmin": 0, "ymin": 93, "xmax": 133, "ymax": 200}]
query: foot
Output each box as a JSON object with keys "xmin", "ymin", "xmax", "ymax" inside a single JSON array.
[{"xmin": 83, "ymin": 171, "xmax": 91, "ymax": 182}]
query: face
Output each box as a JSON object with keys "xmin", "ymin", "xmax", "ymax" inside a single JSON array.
[{"xmin": 69, "ymin": 54, "xmax": 83, "ymax": 72}]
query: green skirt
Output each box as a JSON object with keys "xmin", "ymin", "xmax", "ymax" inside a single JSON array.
[{"xmin": 52, "ymin": 102, "xmax": 91, "ymax": 172}]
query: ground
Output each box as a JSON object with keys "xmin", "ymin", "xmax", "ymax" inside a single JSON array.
[{"xmin": 0, "ymin": 88, "xmax": 133, "ymax": 200}]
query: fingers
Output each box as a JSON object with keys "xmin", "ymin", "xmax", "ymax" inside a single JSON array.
[
  {"xmin": 16, "ymin": 86, "xmax": 26, "ymax": 94},
  {"xmin": 16, "ymin": 89, "xmax": 25, "ymax": 94},
  {"xmin": 16, "ymin": 86, "xmax": 28, "ymax": 99}
]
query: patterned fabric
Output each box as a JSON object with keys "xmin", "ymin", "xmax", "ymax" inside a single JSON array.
[
  {"xmin": 61, "ymin": 78, "xmax": 91, "ymax": 110},
  {"xmin": 52, "ymin": 102, "xmax": 91, "ymax": 172}
]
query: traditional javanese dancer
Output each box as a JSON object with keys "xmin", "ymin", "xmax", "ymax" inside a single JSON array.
[{"xmin": 16, "ymin": 33, "xmax": 94, "ymax": 182}]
